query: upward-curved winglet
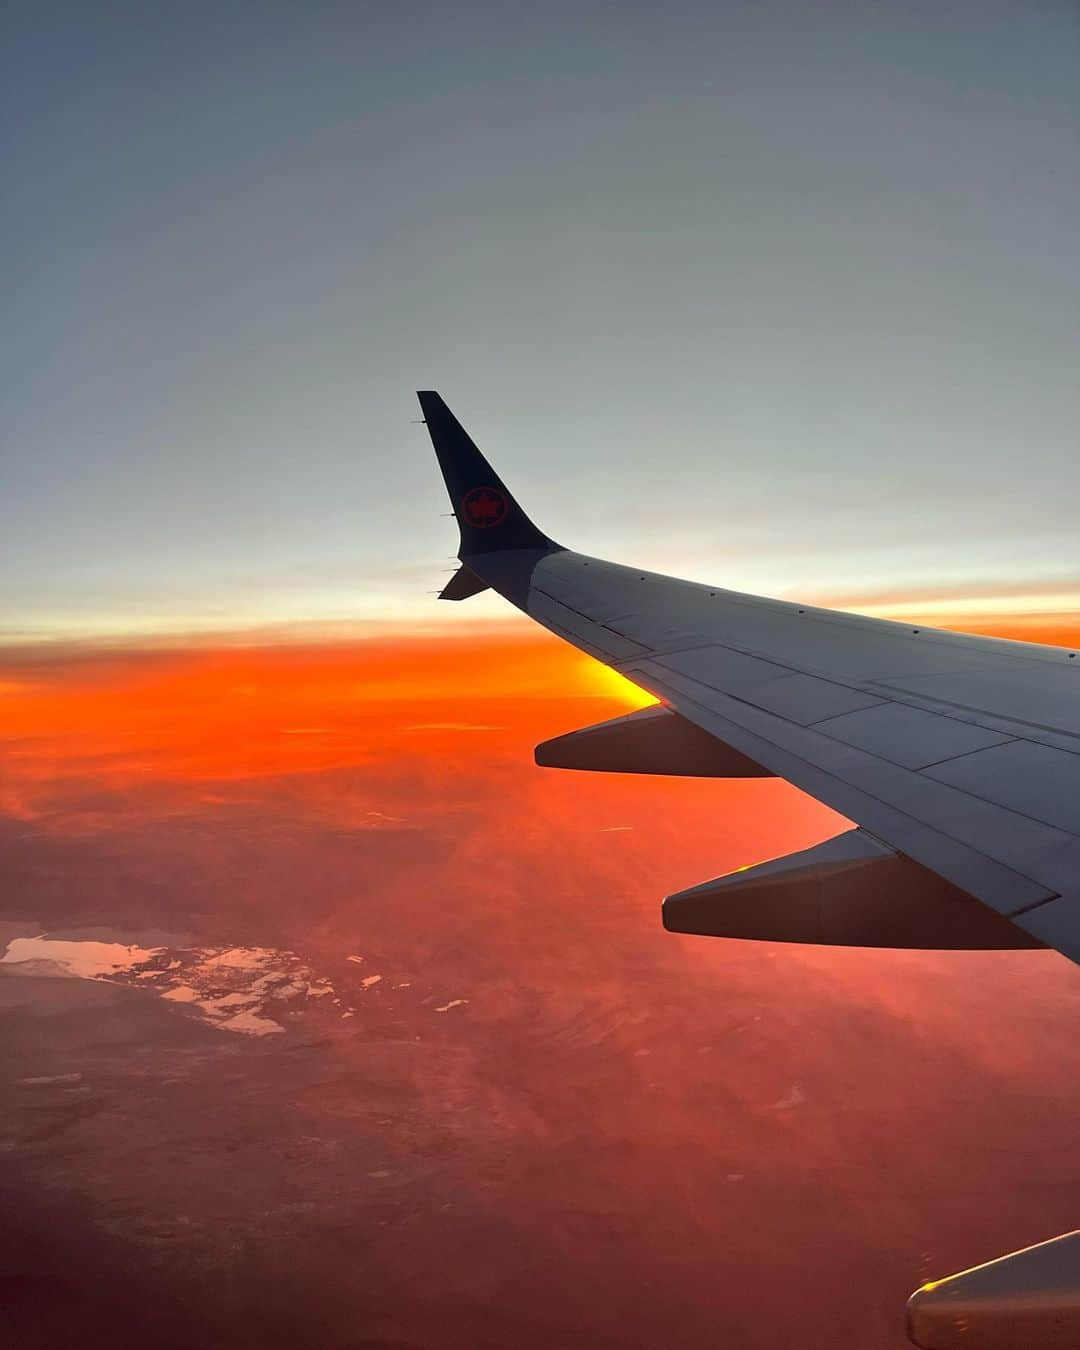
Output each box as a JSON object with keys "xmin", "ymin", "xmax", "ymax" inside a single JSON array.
[{"xmin": 417, "ymin": 391, "xmax": 559, "ymax": 558}]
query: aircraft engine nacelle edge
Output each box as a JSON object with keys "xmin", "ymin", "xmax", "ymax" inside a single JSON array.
[{"xmin": 907, "ymin": 1230, "xmax": 1080, "ymax": 1348}]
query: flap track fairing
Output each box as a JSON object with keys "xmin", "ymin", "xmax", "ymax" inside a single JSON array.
[
  {"xmin": 663, "ymin": 829, "xmax": 1044, "ymax": 950},
  {"xmin": 535, "ymin": 705, "xmax": 774, "ymax": 778}
]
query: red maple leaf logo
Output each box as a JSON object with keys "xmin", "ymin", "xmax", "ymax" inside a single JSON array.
[{"xmin": 462, "ymin": 487, "xmax": 508, "ymax": 528}]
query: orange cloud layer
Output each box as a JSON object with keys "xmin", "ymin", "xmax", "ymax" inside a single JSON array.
[
  {"xmin": 0, "ymin": 627, "xmax": 849, "ymax": 905},
  {"xmin": 2, "ymin": 610, "xmax": 1073, "ymax": 813},
  {"xmin": 0, "ymin": 630, "xmax": 647, "ymax": 791}
]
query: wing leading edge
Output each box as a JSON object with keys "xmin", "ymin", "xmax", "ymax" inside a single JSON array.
[{"xmin": 419, "ymin": 390, "xmax": 1080, "ymax": 963}]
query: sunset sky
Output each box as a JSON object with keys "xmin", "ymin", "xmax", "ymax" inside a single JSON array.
[
  {"xmin": 3, "ymin": 1, "xmax": 1080, "ymax": 641},
  {"xmin": 3, "ymin": 8, "xmax": 1080, "ymax": 1346}
]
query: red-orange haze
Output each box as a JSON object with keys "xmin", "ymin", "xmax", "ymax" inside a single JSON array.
[
  {"xmin": 1, "ymin": 618, "xmax": 1079, "ymax": 1350},
  {"xmin": 0, "ymin": 627, "xmax": 838, "ymax": 852}
]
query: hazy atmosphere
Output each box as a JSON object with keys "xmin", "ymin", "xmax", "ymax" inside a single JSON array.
[
  {"xmin": 3, "ymin": 4, "xmax": 1080, "ymax": 1349},
  {"xmin": 5, "ymin": 630, "xmax": 1080, "ymax": 1350},
  {"xmin": 4, "ymin": 1, "xmax": 1080, "ymax": 637}
]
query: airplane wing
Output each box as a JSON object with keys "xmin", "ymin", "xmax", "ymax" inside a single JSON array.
[{"xmin": 418, "ymin": 390, "xmax": 1080, "ymax": 964}]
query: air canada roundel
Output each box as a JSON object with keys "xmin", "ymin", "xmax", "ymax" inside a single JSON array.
[{"xmin": 461, "ymin": 486, "xmax": 509, "ymax": 529}]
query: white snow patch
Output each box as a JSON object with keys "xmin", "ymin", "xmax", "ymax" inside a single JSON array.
[
  {"xmin": 198, "ymin": 992, "xmax": 253, "ymax": 1013},
  {"xmin": 434, "ymin": 999, "xmax": 468, "ymax": 1013},
  {"xmin": 217, "ymin": 1010, "xmax": 285, "ymax": 1037},
  {"xmin": 1, "ymin": 936, "xmax": 163, "ymax": 978},
  {"xmin": 161, "ymin": 985, "xmax": 201, "ymax": 1004},
  {"xmin": 1, "ymin": 936, "xmax": 348, "ymax": 1041},
  {"xmin": 201, "ymin": 946, "xmax": 274, "ymax": 971}
]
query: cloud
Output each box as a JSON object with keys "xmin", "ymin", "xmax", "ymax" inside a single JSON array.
[{"xmin": 3, "ymin": 621, "xmax": 1080, "ymax": 1346}]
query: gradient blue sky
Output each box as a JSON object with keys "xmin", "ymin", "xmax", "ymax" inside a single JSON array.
[{"xmin": 3, "ymin": 1, "xmax": 1079, "ymax": 639}]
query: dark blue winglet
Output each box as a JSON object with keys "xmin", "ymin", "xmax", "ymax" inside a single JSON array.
[{"xmin": 417, "ymin": 392, "xmax": 560, "ymax": 559}]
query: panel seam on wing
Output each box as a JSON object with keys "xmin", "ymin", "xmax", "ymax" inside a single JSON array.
[{"xmin": 628, "ymin": 665, "xmax": 1066, "ymax": 910}]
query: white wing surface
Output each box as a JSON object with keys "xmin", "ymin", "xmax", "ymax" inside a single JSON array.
[{"xmin": 420, "ymin": 392, "xmax": 1080, "ymax": 963}]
